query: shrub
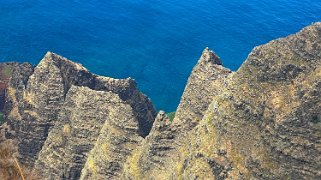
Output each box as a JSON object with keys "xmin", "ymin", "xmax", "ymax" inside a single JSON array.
[
  {"xmin": 166, "ymin": 111, "xmax": 176, "ymax": 122},
  {"xmin": 0, "ymin": 113, "xmax": 4, "ymax": 124}
]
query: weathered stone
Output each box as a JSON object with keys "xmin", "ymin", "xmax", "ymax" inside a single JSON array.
[
  {"xmin": 94, "ymin": 76, "xmax": 156, "ymax": 137},
  {"xmin": 34, "ymin": 86, "xmax": 125, "ymax": 179},
  {"xmin": 80, "ymin": 93, "xmax": 144, "ymax": 180},
  {"xmin": 3, "ymin": 52, "xmax": 156, "ymax": 169},
  {"xmin": 123, "ymin": 47, "xmax": 233, "ymax": 179},
  {"xmin": 1, "ymin": 22, "xmax": 320, "ymax": 180},
  {"xmin": 122, "ymin": 111, "xmax": 174, "ymax": 179},
  {"xmin": 175, "ymin": 22, "xmax": 321, "ymax": 179},
  {"xmin": 3, "ymin": 62, "xmax": 34, "ymax": 137},
  {"xmin": 0, "ymin": 63, "xmax": 17, "ymax": 111},
  {"xmin": 172, "ymin": 47, "xmax": 232, "ymax": 131}
]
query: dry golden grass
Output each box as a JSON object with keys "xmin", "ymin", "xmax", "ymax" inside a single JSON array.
[{"xmin": 0, "ymin": 139, "xmax": 39, "ymax": 180}]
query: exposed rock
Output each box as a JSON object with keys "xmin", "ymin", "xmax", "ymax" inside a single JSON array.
[
  {"xmin": 3, "ymin": 52, "xmax": 156, "ymax": 168},
  {"xmin": 0, "ymin": 63, "xmax": 16, "ymax": 111},
  {"xmin": 123, "ymin": 48, "xmax": 233, "ymax": 179},
  {"xmin": 1, "ymin": 22, "xmax": 320, "ymax": 180},
  {"xmin": 95, "ymin": 76, "xmax": 156, "ymax": 137},
  {"xmin": 122, "ymin": 111, "xmax": 174, "ymax": 179},
  {"xmin": 34, "ymin": 86, "xmax": 125, "ymax": 179},
  {"xmin": 0, "ymin": 122, "xmax": 15, "ymax": 142},
  {"xmin": 80, "ymin": 92, "xmax": 144, "ymax": 180},
  {"xmin": 172, "ymin": 47, "xmax": 232, "ymax": 131},
  {"xmin": 3, "ymin": 62, "xmax": 34, "ymax": 138},
  {"xmin": 175, "ymin": 22, "xmax": 321, "ymax": 179},
  {"xmin": 4, "ymin": 52, "xmax": 96, "ymax": 167},
  {"xmin": 0, "ymin": 62, "xmax": 33, "ymax": 143}
]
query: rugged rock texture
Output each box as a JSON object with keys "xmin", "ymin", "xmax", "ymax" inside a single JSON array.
[
  {"xmin": 3, "ymin": 52, "xmax": 156, "ymax": 169},
  {"xmin": 1, "ymin": 22, "xmax": 320, "ymax": 180},
  {"xmin": 80, "ymin": 93, "xmax": 144, "ymax": 179},
  {"xmin": 34, "ymin": 86, "xmax": 143, "ymax": 179},
  {"xmin": 3, "ymin": 62, "xmax": 34, "ymax": 137},
  {"xmin": 94, "ymin": 76, "xmax": 156, "ymax": 137},
  {"xmin": 173, "ymin": 22, "xmax": 321, "ymax": 179},
  {"xmin": 1, "ymin": 62, "xmax": 33, "ymax": 113},
  {"xmin": 0, "ymin": 63, "xmax": 15, "ymax": 111},
  {"xmin": 172, "ymin": 47, "xmax": 232, "ymax": 131},
  {"xmin": 122, "ymin": 111, "xmax": 174, "ymax": 179},
  {"xmin": 123, "ymin": 48, "xmax": 233, "ymax": 179}
]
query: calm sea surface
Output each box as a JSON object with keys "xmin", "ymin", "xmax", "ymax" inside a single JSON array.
[{"xmin": 1, "ymin": 0, "xmax": 321, "ymax": 111}]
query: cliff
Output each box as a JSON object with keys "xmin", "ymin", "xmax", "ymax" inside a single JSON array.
[
  {"xmin": 122, "ymin": 47, "xmax": 233, "ymax": 179},
  {"xmin": 2, "ymin": 52, "xmax": 156, "ymax": 172},
  {"xmin": 169, "ymin": 22, "xmax": 321, "ymax": 179},
  {"xmin": 0, "ymin": 22, "xmax": 320, "ymax": 180},
  {"xmin": 124, "ymin": 22, "xmax": 321, "ymax": 179}
]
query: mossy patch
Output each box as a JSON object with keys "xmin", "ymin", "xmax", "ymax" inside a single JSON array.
[
  {"xmin": 2, "ymin": 66, "xmax": 13, "ymax": 77},
  {"xmin": 87, "ymin": 155, "xmax": 98, "ymax": 175},
  {"xmin": 188, "ymin": 158, "xmax": 214, "ymax": 179},
  {"xmin": 127, "ymin": 149, "xmax": 142, "ymax": 180},
  {"xmin": 166, "ymin": 111, "xmax": 176, "ymax": 121},
  {"xmin": 0, "ymin": 112, "xmax": 4, "ymax": 124},
  {"xmin": 176, "ymin": 146, "xmax": 189, "ymax": 180}
]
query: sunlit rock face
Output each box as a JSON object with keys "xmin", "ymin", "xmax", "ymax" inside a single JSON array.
[
  {"xmin": 124, "ymin": 23, "xmax": 321, "ymax": 180},
  {"xmin": 1, "ymin": 22, "xmax": 320, "ymax": 180},
  {"xmin": 3, "ymin": 52, "xmax": 156, "ymax": 171},
  {"xmin": 170, "ymin": 22, "xmax": 321, "ymax": 179}
]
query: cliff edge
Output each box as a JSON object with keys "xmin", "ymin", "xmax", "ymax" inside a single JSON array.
[{"xmin": 1, "ymin": 22, "xmax": 320, "ymax": 179}]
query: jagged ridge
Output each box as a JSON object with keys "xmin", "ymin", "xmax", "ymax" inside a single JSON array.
[
  {"xmin": 3, "ymin": 52, "xmax": 156, "ymax": 173},
  {"xmin": 0, "ymin": 22, "xmax": 320, "ymax": 180}
]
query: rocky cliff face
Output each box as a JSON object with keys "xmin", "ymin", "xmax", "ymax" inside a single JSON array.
[
  {"xmin": 0, "ymin": 63, "xmax": 15, "ymax": 112},
  {"xmin": 123, "ymin": 23, "xmax": 321, "ymax": 179},
  {"xmin": 79, "ymin": 91, "xmax": 145, "ymax": 179},
  {"xmin": 172, "ymin": 47, "xmax": 232, "ymax": 131},
  {"xmin": 122, "ymin": 47, "xmax": 233, "ymax": 179},
  {"xmin": 167, "ymin": 22, "xmax": 321, "ymax": 179},
  {"xmin": 34, "ymin": 86, "xmax": 145, "ymax": 179},
  {"xmin": 3, "ymin": 52, "xmax": 156, "ymax": 171},
  {"xmin": 1, "ymin": 22, "xmax": 320, "ymax": 180}
]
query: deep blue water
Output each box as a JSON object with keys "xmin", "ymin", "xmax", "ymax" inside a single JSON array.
[{"xmin": 1, "ymin": 0, "xmax": 321, "ymax": 111}]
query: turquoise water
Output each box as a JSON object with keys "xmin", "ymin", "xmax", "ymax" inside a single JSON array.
[{"xmin": 1, "ymin": 0, "xmax": 321, "ymax": 111}]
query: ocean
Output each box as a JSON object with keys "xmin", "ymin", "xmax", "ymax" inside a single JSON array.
[{"xmin": 0, "ymin": 0, "xmax": 321, "ymax": 112}]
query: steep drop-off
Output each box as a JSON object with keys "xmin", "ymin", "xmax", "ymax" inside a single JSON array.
[
  {"xmin": 2, "ymin": 52, "xmax": 156, "ymax": 171},
  {"xmin": 123, "ymin": 47, "xmax": 233, "ymax": 179},
  {"xmin": 0, "ymin": 22, "xmax": 320, "ymax": 180},
  {"xmin": 190, "ymin": 22, "xmax": 321, "ymax": 179},
  {"xmin": 123, "ymin": 22, "xmax": 321, "ymax": 179}
]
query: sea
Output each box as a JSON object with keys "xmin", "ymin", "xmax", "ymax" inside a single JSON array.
[{"xmin": 0, "ymin": 0, "xmax": 321, "ymax": 112}]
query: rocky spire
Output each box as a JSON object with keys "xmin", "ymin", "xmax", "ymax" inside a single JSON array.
[
  {"xmin": 201, "ymin": 47, "xmax": 222, "ymax": 65},
  {"xmin": 172, "ymin": 47, "xmax": 232, "ymax": 131},
  {"xmin": 124, "ymin": 23, "xmax": 321, "ymax": 179},
  {"xmin": 1, "ymin": 22, "xmax": 320, "ymax": 180},
  {"xmin": 123, "ymin": 48, "xmax": 233, "ymax": 179},
  {"xmin": 174, "ymin": 22, "xmax": 321, "ymax": 179},
  {"xmin": 4, "ymin": 51, "xmax": 156, "ymax": 168}
]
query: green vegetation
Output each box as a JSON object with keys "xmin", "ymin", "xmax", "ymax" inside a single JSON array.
[
  {"xmin": 167, "ymin": 111, "xmax": 176, "ymax": 121},
  {"xmin": 0, "ymin": 113, "xmax": 4, "ymax": 124},
  {"xmin": 2, "ymin": 66, "xmax": 13, "ymax": 77}
]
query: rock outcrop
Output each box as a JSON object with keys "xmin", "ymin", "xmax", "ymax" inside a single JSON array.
[
  {"xmin": 34, "ymin": 86, "xmax": 144, "ymax": 179},
  {"xmin": 172, "ymin": 47, "xmax": 232, "ymax": 131},
  {"xmin": 0, "ymin": 63, "xmax": 16, "ymax": 111},
  {"xmin": 172, "ymin": 22, "xmax": 321, "ymax": 179},
  {"xmin": 3, "ymin": 52, "xmax": 156, "ymax": 170},
  {"xmin": 123, "ymin": 47, "xmax": 233, "ymax": 179},
  {"xmin": 80, "ymin": 91, "xmax": 145, "ymax": 179},
  {"xmin": 1, "ymin": 22, "xmax": 320, "ymax": 180},
  {"xmin": 122, "ymin": 111, "xmax": 174, "ymax": 179}
]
